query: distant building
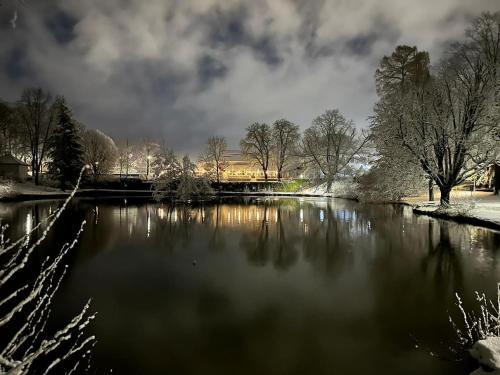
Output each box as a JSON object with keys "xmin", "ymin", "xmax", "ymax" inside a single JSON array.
[
  {"xmin": 0, "ymin": 154, "xmax": 28, "ymax": 181},
  {"xmin": 197, "ymin": 150, "xmax": 295, "ymax": 182},
  {"xmin": 222, "ymin": 150, "xmax": 279, "ymax": 181}
]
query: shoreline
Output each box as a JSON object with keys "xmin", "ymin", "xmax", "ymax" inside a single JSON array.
[
  {"xmin": 2, "ymin": 188, "xmax": 499, "ymax": 232},
  {"xmin": 411, "ymin": 204, "xmax": 500, "ymax": 231}
]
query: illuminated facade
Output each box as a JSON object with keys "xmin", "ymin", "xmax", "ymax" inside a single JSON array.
[{"xmin": 198, "ymin": 150, "xmax": 280, "ymax": 182}]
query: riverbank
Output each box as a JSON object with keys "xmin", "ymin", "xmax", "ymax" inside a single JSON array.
[
  {"xmin": 2, "ymin": 181, "xmax": 499, "ymax": 231},
  {"xmin": 405, "ymin": 191, "xmax": 500, "ymax": 230}
]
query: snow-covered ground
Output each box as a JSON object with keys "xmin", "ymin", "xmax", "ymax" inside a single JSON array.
[
  {"xmin": 0, "ymin": 180, "xmax": 67, "ymax": 199},
  {"xmin": 300, "ymin": 181, "xmax": 358, "ymax": 198},
  {"xmin": 470, "ymin": 337, "xmax": 500, "ymax": 374},
  {"xmin": 408, "ymin": 192, "xmax": 500, "ymax": 229}
]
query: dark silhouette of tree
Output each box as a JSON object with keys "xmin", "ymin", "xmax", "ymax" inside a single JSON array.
[
  {"xmin": 302, "ymin": 109, "xmax": 368, "ymax": 192},
  {"xmin": 272, "ymin": 119, "xmax": 300, "ymax": 181},
  {"xmin": 17, "ymin": 88, "xmax": 57, "ymax": 185},
  {"xmin": 199, "ymin": 136, "xmax": 228, "ymax": 185},
  {"xmin": 47, "ymin": 98, "xmax": 84, "ymax": 190},
  {"xmin": 240, "ymin": 123, "xmax": 273, "ymax": 181}
]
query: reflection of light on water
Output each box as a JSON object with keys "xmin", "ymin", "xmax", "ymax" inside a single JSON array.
[
  {"xmin": 228, "ymin": 211, "xmax": 231, "ymax": 224},
  {"xmin": 95, "ymin": 206, "xmax": 99, "ymax": 224},
  {"xmin": 319, "ymin": 209, "xmax": 324, "ymax": 222},
  {"xmin": 265, "ymin": 209, "xmax": 269, "ymax": 223},
  {"xmin": 158, "ymin": 207, "xmax": 164, "ymax": 219},
  {"xmin": 275, "ymin": 211, "xmax": 278, "ymax": 223},
  {"xmin": 304, "ymin": 223, "xmax": 309, "ymax": 233},
  {"xmin": 173, "ymin": 209, "xmax": 177, "ymax": 223},
  {"xmin": 25, "ymin": 213, "xmax": 32, "ymax": 235},
  {"xmin": 300, "ymin": 209, "xmax": 304, "ymax": 223},
  {"xmin": 238, "ymin": 208, "xmax": 241, "ymax": 224},
  {"xmin": 256, "ymin": 210, "xmax": 260, "ymax": 221},
  {"xmin": 24, "ymin": 213, "xmax": 32, "ymax": 246},
  {"xmin": 147, "ymin": 209, "xmax": 151, "ymax": 238}
]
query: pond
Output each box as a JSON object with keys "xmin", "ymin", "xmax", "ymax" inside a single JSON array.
[{"xmin": 1, "ymin": 197, "xmax": 500, "ymax": 374}]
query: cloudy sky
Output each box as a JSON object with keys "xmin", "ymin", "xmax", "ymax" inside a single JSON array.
[{"xmin": 0, "ymin": 0, "xmax": 498, "ymax": 153}]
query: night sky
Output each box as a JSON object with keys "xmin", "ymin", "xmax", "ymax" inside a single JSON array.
[{"xmin": 0, "ymin": 0, "xmax": 498, "ymax": 153}]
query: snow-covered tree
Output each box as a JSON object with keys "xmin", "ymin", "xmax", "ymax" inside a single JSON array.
[
  {"xmin": 81, "ymin": 128, "xmax": 118, "ymax": 182},
  {"xmin": 177, "ymin": 155, "xmax": 212, "ymax": 202},
  {"xmin": 371, "ymin": 12, "xmax": 500, "ymax": 205},
  {"xmin": 153, "ymin": 153, "xmax": 212, "ymax": 202},
  {"xmin": 302, "ymin": 109, "xmax": 368, "ymax": 192},
  {"xmin": 272, "ymin": 119, "xmax": 300, "ymax": 181},
  {"xmin": 240, "ymin": 123, "xmax": 273, "ymax": 181},
  {"xmin": 199, "ymin": 136, "xmax": 228, "ymax": 184}
]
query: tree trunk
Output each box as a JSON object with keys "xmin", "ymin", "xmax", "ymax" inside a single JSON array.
[
  {"xmin": 34, "ymin": 167, "xmax": 39, "ymax": 185},
  {"xmin": 326, "ymin": 179, "xmax": 333, "ymax": 193},
  {"xmin": 264, "ymin": 170, "xmax": 268, "ymax": 181},
  {"xmin": 428, "ymin": 179, "xmax": 434, "ymax": 201},
  {"xmin": 495, "ymin": 164, "xmax": 500, "ymax": 195},
  {"xmin": 439, "ymin": 185, "xmax": 451, "ymax": 207},
  {"xmin": 277, "ymin": 169, "xmax": 282, "ymax": 181}
]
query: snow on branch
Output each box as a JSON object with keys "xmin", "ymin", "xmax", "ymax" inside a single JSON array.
[{"xmin": 0, "ymin": 166, "xmax": 96, "ymax": 374}]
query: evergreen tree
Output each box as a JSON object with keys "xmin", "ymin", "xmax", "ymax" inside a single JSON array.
[{"xmin": 48, "ymin": 98, "xmax": 84, "ymax": 190}]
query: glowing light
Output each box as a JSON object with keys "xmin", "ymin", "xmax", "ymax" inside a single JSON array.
[
  {"xmin": 147, "ymin": 209, "xmax": 151, "ymax": 238},
  {"xmin": 319, "ymin": 209, "xmax": 324, "ymax": 222},
  {"xmin": 300, "ymin": 208, "xmax": 304, "ymax": 223},
  {"xmin": 25, "ymin": 213, "xmax": 32, "ymax": 235}
]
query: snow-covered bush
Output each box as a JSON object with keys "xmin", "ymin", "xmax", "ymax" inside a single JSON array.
[
  {"xmin": 357, "ymin": 158, "xmax": 426, "ymax": 201},
  {"xmin": 452, "ymin": 199, "xmax": 477, "ymax": 216},
  {"xmin": 0, "ymin": 180, "xmax": 14, "ymax": 199},
  {"xmin": 0, "ymin": 168, "xmax": 95, "ymax": 374},
  {"xmin": 450, "ymin": 284, "xmax": 500, "ymax": 349}
]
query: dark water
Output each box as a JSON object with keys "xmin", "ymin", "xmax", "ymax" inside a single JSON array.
[{"xmin": 1, "ymin": 197, "xmax": 500, "ymax": 374}]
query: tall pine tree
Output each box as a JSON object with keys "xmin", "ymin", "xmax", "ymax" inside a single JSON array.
[{"xmin": 48, "ymin": 98, "xmax": 84, "ymax": 190}]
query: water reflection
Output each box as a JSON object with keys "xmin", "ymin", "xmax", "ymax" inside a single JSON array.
[{"xmin": 1, "ymin": 198, "xmax": 500, "ymax": 375}]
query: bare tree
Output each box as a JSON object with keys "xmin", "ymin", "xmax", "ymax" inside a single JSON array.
[
  {"xmin": 271, "ymin": 119, "xmax": 299, "ymax": 181},
  {"xmin": 17, "ymin": 88, "xmax": 57, "ymax": 185},
  {"xmin": 199, "ymin": 136, "xmax": 228, "ymax": 184},
  {"xmin": 371, "ymin": 12, "xmax": 500, "ymax": 206},
  {"xmin": 302, "ymin": 109, "xmax": 368, "ymax": 192},
  {"xmin": 0, "ymin": 101, "xmax": 25, "ymax": 158},
  {"xmin": 82, "ymin": 128, "xmax": 118, "ymax": 182},
  {"xmin": 0, "ymin": 167, "xmax": 95, "ymax": 374},
  {"xmin": 240, "ymin": 123, "xmax": 273, "ymax": 181}
]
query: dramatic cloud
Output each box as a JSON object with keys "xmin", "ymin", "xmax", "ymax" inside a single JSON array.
[{"xmin": 0, "ymin": 0, "xmax": 498, "ymax": 153}]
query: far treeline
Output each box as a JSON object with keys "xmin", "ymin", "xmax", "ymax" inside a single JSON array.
[{"xmin": 0, "ymin": 12, "xmax": 498, "ymax": 205}]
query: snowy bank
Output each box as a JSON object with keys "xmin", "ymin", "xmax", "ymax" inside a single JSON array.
[
  {"xmin": 470, "ymin": 337, "xmax": 500, "ymax": 374},
  {"xmin": 412, "ymin": 195, "xmax": 500, "ymax": 230}
]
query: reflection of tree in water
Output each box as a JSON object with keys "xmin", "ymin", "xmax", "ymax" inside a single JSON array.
[
  {"xmin": 241, "ymin": 202, "xmax": 270, "ymax": 266},
  {"xmin": 239, "ymin": 202, "xmax": 299, "ymax": 270},
  {"xmin": 271, "ymin": 206, "xmax": 298, "ymax": 270},
  {"xmin": 302, "ymin": 202, "xmax": 354, "ymax": 276},
  {"xmin": 207, "ymin": 203, "xmax": 226, "ymax": 252},
  {"xmin": 420, "ymin": 221, "xmax": 464, "ymax": 296}
]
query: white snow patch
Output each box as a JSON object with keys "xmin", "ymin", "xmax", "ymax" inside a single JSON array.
[{"xmin": 470, "ymin": 337, "xmax": 500, "ymax": 371}]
